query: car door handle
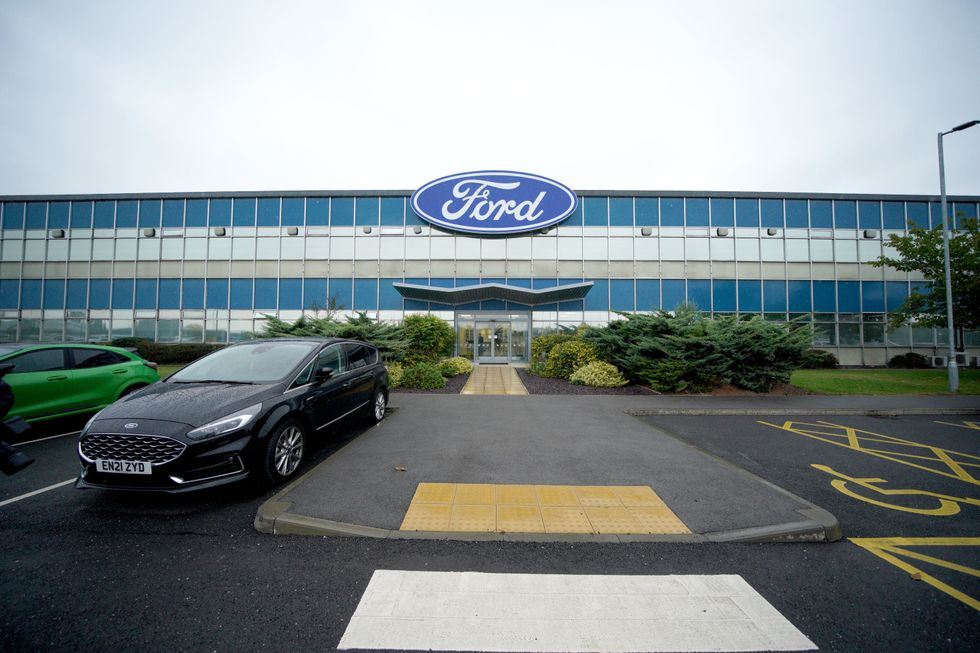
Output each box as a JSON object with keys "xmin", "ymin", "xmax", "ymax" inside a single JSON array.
[
  {"xmin": 113, "ymin": 369, "xmax": 128, "ymax": 374},
  {"xmin": 47, "ymin": 375, "xmax": 68, "ymax": 381}
]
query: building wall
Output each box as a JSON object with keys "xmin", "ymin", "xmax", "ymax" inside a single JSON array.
[{"xmin": 1, "ymin": 191, "xmax": 978, "ymax": 366}]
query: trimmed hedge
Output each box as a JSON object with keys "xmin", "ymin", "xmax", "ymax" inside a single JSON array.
[
  {"xmin": 801, "ymin": 349, "xmax": 839, "ymax": 369},
  {"xmin": 109, "ymin": 338, "xmax": 224, "ymax": 365},
  {"xmin": 400, "ymin": 362, "xmax": 446, "ymax": 389},
  {"xmin": 569, "ymin": 361, "xmax": 628, "ymax": 387},
  {"xmin": 887, "ymin": 352, "xmax": 930, "ymax": 369},
  {"xmin": 438, "ymin": 356, "xmax": 473, "ymax": 377}
]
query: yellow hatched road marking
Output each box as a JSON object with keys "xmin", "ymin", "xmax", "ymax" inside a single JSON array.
[
  {"xmin": 850, "ymin": 537, "xmax": 980, "ymax": 611},
  {"xmin": 399, "ymin": 483, "xmax": 690, "ymax": 534},
  {"xmin": 935, "ymin": 420, "xmax": 980, "ymax": 431},
  {"xmin": 759, "ymin": 420, "xmax": 980, "ymax": 485}
]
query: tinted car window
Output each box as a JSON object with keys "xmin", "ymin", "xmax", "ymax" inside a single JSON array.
[
  {"xmin": 8, "ymin": 349, "xmax": 67, "ymax": 373},
  {"xmin": 170, "ymin": 342, "xmax": 318, "ymax": 384},
  {"xmin": 344, "ymin": 344, "xmax": 374, "ymax": 370},
  {"xmin": 318, "ymin": 345, "xmax": 346, "ymax": 375},
  {"xmin": 291, "ymin": 361, "xmax": 315, "ymax": 388},
  {"xmin": 72, "ymin": 348, "xmax": 128, "ymax": 369}
]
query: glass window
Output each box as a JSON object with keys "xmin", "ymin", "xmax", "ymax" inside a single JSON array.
[
  {"xmin": 609, "ymin": 198, "xmax": 632, "ymax": 226},
  {"xmin": 882, "ymin": 201, "xmax": 905, "ymax": 230},
  {"xmin": 709, "ymin": 198, "xmax": 733, "ymax": 227},
  {"xmin": 163, "ymin": 199, "xmax": 184, "ymax": 227},
  {"xmin": 171, "ymin": 341, "xmax": 318, "ymax": 383},
  {"xmin": 158, "ymin": 279, "xmax": 180, "ymax": 309},
  {"xmin": 331, "ymin": 198, "xmax": 354, "ymax": 226},
  {"xmin": 584, "ymin": 279, "xmax": 609, "ymax": 311},
  {"xmin": 810, "ymin": 200, "xmax": 832, "ymax": 228},
  {"xmin": 9, "ymin": 348, "xmax": 67, "ymax": 373},
  {"xmin": 48, "ymin": 202, "xmax": 69, "ymax": 229},
  {"xmin": 0, "ymin": 280, "xmax": 19, "ymax": 308},
  {"xmin": 229, "ymin": 279, "xmax": 253, "ymax": 309},
  {"xmin": 763, "ymin": 280, "xmax": 786, "ymax": 312},
  {"xmin": 861, "ymin": 281, "xmax": 884, "ymax": 312},
  {"xmin": 26, "ymin": 202, "xmax": 47, "ymax": 229},
  {"xmin": 43, "ymin": 279, "xmax": 65, "ymax": 309},
  {"xmin": 713, "ymin": 280, "xmax": 737, "ymax": 312},
  {"xmin": 206, "ymin": 279, "xmax": 228, "ymax": 308},
  {"xmin": 3, "ymin": 202, "xmax": 25, "ymax": 229},
  {"xmin": 785, "ymin": 199, "xmax": 807, "ymax": 228},
  {"xmin": 344, "ymin": 343, "xmax": 375, "ymax": 370},
  {"xmin": 736, "ymin": 198, "xmax": 759, "ymax": 227},
  {"xmin": 209, "ymin": 199, "xmax": 232, "ymax": 227},
  {"xmin": 837, "ymin": 323, "xmax": 859, "ymax": 346},
  {"xmin": 858, "ymin": 201, "xmax": 881, "ymax": 229},
  {"xmin": 635, "ymin": 279, "xmax": 659, "ymax": 311},
  {"xmin": 181, "ymin": 278, "xmax": 204, "ymax": 309},
  {"xmin": 662, "ymin": 279, "xmax": 685, "ymax": 310},
  {"xmin": 138, "ymin": 199, "xmax": 161, "ymax": 228},
  {"xmin": 610, "ymin": 279, "xmax": 634, "ymax": 311},
  {"xmin": 738, "ymin": 280, "xmax": 761, "ymax": 312},
  {"xmin": 316, "ymin": 344, "xmax": 346, "ymax": 376},
  {"xmin": 256, "ymin": 198, "xmax": 279, "ymax": 226},
  {"xmin": 380, "ymin": 198, "xmax": 404, "ymax": 226},
  {"xmin": 113, "ymin": 200, "xmax": 136, "ymax": 228},
  {"xmin": 355, "ymin": 197, "xmax": 379, "ymax": 225},
  {"xmin": 72, "ymin": 348, "xmax": 128, "ymax": 368},
  {"xmin": 111, "ymin": 279, "xmax": 134, "ymax": 309},
  {"xmin": 687, "ymin": 280, "xmax": 710, "ymax": 311},
  {"xmin": 635, "ymin": 198, "xmax": 658, "ymax": 226},
  {"xmin": 354, "ymin": 278, "xmax": 378, "ymax": 310},
  {"xmin": 303, "ymin": 279, "xmax": 327, "ymax": 309},
  {"xmin": 88, "ymin": 279, "xmax": 110, "ymax": 309},
  {"xmin": 232, "ymin": 198, "xmax": 256, "ymax": 226},
  {"xmin": 254, "ymin": 279, "xmax": 277, "ymax": 309},
  {"xmin": 788, "ymin": 281, "xmax": 811, "ymax": 312},
  {"xmin": 661, "ymin": 197, "xmax": 684, "ymax": 226},
  {"xmin": 812, "ymin": 281, "xmax": 835, "ymax": 312},
  {"xmin": 185, "ymin": 199, "xmax": 208, "ymax": 227},
  {"xmin": 686, "ymin": 198, "xmax": 709, "ymax": 226},
  {"xmin": 905, "ymin": 202, "xmax": 927, "ymax": 228},
  {"xmin": 304, "ymin": 197, "xmax": 327, "ymax": 226},
  {"xmin": 135, "ymin": 279, "xmax": 157, "ymax": 309},
  {"xmin": 834, "ymin": 200, "xmax": 857, "ymax": 228},
  {"xmin": 281, "ymin": 198, "xmax": 304, "ymax": 226},
  {"xmin": 71, "ymin": 201, "xmax": 93, "ymax": 228},
  {"xmin": 838, "ymin": 281, "xmax": 860, "ymax": 312},
  {"xmin": 277, "ymin": 279, "xmax": 301, "ymax": 309},
  {"xmin": 329, "ymin": 278, "xmax": 352, "ymax": 309},
  {"xmin": 886, "ymin": 281, "xmax": 908, "ymax": 314},
  {"xmin": 583, "ymin": 197, "xmax": 607, "ymax": 227},
  {"xmin": 760, "ymin": 199, "xmax": 783, "ymax": 228}
]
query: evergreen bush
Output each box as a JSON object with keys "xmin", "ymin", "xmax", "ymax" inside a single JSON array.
[
  {"xmin": 260, "ymin": 311, "xmax": 409, "ymax": 361},
  {"xmin": 400, "ymin": 362, "xmax": 446, "ymax": 389},
  {"xmin": 887, "ymin": 352, "xmax": 930, "ymax": 369},
  {"xmin": 529, "ymin": 332, "xmax": 576, "ymax": 374},
  {"xmin": 438, "ymin": 356, "xmax": 473, "ymax": 376},
  {"xmin": 801, "ymin": 349, "xmax": 839, "ymax": 369},
  {"xmin": 543, "ymin": 340, "xmax": 599, "ymax": 380},
  {"xmin": 569, "ymin": 361, "xmax": 628, "ymax": 387},
  {"xmin": 109, "ymin": 338, "xmax": 225, "ymax": 364}
]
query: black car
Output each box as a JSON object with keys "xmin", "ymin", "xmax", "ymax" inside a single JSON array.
[{"xmin": 76, "ymin": 338, "xmax": 388, "ymax": 493}]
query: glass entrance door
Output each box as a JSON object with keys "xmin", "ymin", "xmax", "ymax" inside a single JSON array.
[{"xmin": 475, "ymin": 320, "xmax": 511, "ymax": 363}]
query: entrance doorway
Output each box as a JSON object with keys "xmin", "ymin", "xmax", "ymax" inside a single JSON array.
[{"xmin": 456, "ymin": 313, "xmax": 529, "ymax": 364}]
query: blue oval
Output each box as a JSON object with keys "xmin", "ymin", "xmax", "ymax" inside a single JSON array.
[{"xmin": 411, "ymin": 171, "xmax": 578, "ymax": 235}]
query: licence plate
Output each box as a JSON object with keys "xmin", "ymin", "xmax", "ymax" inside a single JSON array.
[{"xmin": 96, "ymin": 459, "xmax": 152, "ymax": 475}]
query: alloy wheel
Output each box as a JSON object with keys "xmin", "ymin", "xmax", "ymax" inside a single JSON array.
[{"xmin": 274, "ymin": 426, "xmax": 304, "ymax": 476}]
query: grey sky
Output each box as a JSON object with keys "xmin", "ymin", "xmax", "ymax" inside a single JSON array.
[{"xmin": 1, "ymin": 0, "xmax": 978, "ymax": 196}]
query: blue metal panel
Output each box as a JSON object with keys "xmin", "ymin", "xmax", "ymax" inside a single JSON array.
[
  {"xmin": 861, "ymin": 281, "xmax": 884, "ymax": 312},
  {"xmin": 788, "ymin": 280, "xmax": 811, "ymax": 312},
  {"xmin": 43, "ymin": 279, "xmax": 65, "ymax": 309},
  {"xmin": 635, "ymin": 279, "xmax": 659, "ymax": 311},
  {"xmin": 354, "ymin": 278, "xmax": 378, "ymax": 310},
  {"xmin": 687, "ymin": 280, "xmax": 711, "ymax": 311},
  {"xmin": 686, "ymin": 198, "xmax": 709, "ymax": 227},
  {"xmin": 159, "ymin": 279, "xmax": 180, "ymax": 309},
  {"xmin": 47, "ymin": 202, "xmax": 69, "ymax": 229},
  {"xmin": 135, "ymin": 280, "xmax": 157, "ymax": 309},
  {"xmin": 66, "ymin": 280, "xmax": 87, "ymax": 309},
  {"xmin": 303, "ymin": 279, "xmax": 327, "ymax": 310},
  {"xmin": 737, "ymin": 280, "xmax": 761, "ymax": 312},
  {"xmin": 182, "ymin": 279, "xmax": 204, "ymax": 309},
  {"xmin": 662, "ymin": 279, "xmax": 685, "ymax": 310},
  {"xmin": 138, "ymin": 199, "xmax": 161, "ymax": 228},
  {"xmin": 111, "ymin": 279, "xmax": 134, "ymax": 309},
  {"xmin": 763, "ymin": 280, "xmax": 786, "ymax": 312},
  {"xmin": 838, "ymin": 281, "xmax": 860, "ymax": 312},
  {"xmin": 230, "ymin": 279, "xmax": 253, "ymax": 309},
  {"xmin": 713, "ymin": 279, "xmax": 737, "ymax": 312},
  {"xmin": 710, "ymin": 198, "xmax": 733, "ymax": 227},
  {"xmin": 254, "ymin": 279, "xmax": 277, "ymax": 309}
]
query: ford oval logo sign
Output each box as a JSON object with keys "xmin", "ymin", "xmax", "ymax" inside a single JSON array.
[{"xmin": 411, "ymin": 170, "xmax": 578, "ymax": 235}]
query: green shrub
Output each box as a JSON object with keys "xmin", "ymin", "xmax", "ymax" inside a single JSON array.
[
  {"xmin": 387, "ymin": 362, "xmax": 405, "ymax": 388},
  {"xmin": 569, "ymin": 361, "xmax": 628, "ymax": 387},
  {"xmin": 400, "ymin": 362, "xmax": 446, "ymax": 389},
  {"xmin": 544, "ymin": 340, "xmax": 599, "ymax": 380},
  {"xmin": 580, "ymin": 304, "xmax": 811, "ymax": 393},
  {"xmin": 402, "ymin": 314, "xmax": 455, "ymax": 363},
  {"xmin": 260, "ymin": 312, "xmax": 409, "ymax": 361},
  {"xmin": 887, "ymin": 352, "xmax": 930, "ymax": 369},
  {"xmin": 438, "ymin": 356, "xmax": 473, "ymax": 376},
  {"xmin": 801, "ymin": 349, "xmax": 840, "ymax": 369},
  {"xmin": 109, "ymin": 338, "xmax": 225, "ymax": 365},
  {"xmin": 529, "ymin": 332, "xmax": 576, "ymax": 374}
]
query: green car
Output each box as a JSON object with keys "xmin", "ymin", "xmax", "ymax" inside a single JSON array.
[{"xmin": 0, "ymin": 344, "xmax": 160, "ymax": 422}]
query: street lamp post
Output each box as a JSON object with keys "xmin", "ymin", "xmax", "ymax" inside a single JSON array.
[{"xmin": 937, "ymin": 119, "xmax": 979, "ymax": 393}]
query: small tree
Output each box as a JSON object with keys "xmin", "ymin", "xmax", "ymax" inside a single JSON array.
[
  {"xmin": 872, "ymin": 216, "xmax": 980, "ymax": 345},
  {"xmin": 401, "ymin": 314, "xmax": 455, "ymax": 363}
]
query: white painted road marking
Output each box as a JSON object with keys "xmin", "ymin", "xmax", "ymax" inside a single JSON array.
[
  {"xmin": 0, "ymin": 479, "xmax": 75, "ymax": 508},
  {"xmin": 339, "ymin": 571, "xmax": 817, "ymax": 652}
]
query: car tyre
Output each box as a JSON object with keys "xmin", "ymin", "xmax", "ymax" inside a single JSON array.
[
  {"xmin": 261, "ymin": 418, "xmax": 306, "ymax": 485},
  {"xmin": 364, "ymin": 388, "xmax": 386, "ymax": 425}
]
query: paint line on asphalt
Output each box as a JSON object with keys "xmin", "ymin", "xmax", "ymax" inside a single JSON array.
[
  {"xmin": 0, "ymin": 479, "xmax": 75, "ymax": 508},
  {"xmin": 17, "ymin": 430, "xmax": 81, "ymax": 446},
  {"xmin": 338, "ymin": 570, "xmax": 817, "ymax": 652}
]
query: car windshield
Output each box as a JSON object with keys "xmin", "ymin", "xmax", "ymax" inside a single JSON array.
[{"xmin": 169, "ymin": 342, "xmax": 318, "ymax": 384}]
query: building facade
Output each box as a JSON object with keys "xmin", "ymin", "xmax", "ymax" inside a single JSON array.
[{"xmin": 0, "ymin": 189, "xmax": 978, "ymax": 366}]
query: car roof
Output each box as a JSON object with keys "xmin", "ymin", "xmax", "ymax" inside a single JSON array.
[{"xmin": 230, "ymin": 337, "xmax": 377, "ymax": 349}]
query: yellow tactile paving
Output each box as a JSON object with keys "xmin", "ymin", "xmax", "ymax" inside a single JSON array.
[
  {"xmin": 399, "ymin": 483, "xmax": 691, "ymax": 535},
  {"xmin": 460, "ymin": 365, "xmax": 529, "ymax": 395}
]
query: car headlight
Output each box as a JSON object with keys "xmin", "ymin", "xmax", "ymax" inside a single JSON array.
[{"xmin": 186, "ymin": 404, "xmax": 261, "ymax": 441}]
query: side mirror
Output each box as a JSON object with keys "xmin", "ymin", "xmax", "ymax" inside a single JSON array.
[{"xmin": 314, "ymin": 366, "xmax": 334, "ymax": 383}]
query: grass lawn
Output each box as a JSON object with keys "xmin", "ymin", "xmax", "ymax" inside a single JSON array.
[
  {"xmin": 790, "ymin": 368, "xmax": 980, "ymax": 395},
  {"xmin": 155, "ymin": 364, "xmax": 185, "ymax": 380}
]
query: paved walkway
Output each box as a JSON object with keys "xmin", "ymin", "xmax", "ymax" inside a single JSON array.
[{"xmin": 461, "ymin": 365, "xmax": 528, "ymax": 395}]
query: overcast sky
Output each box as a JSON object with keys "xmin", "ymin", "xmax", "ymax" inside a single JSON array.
[{"xmin": 1, "ymin": 0, "xmax": 978, "ymax": 197}]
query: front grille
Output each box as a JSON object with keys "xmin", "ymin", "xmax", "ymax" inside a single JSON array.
[{"xmin": 80, "ymin": 433, "xmax": 186, "ymax": 465}]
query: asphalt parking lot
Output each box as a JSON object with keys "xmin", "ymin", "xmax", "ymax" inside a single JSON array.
[{"xmin": 1, "ymin": 407, "xmax": 978, "ymax": 652}]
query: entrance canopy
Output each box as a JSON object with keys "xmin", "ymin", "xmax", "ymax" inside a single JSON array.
[{"xmin": 393, "ymin": 281, "xmax": 593, "ymax": 306}]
